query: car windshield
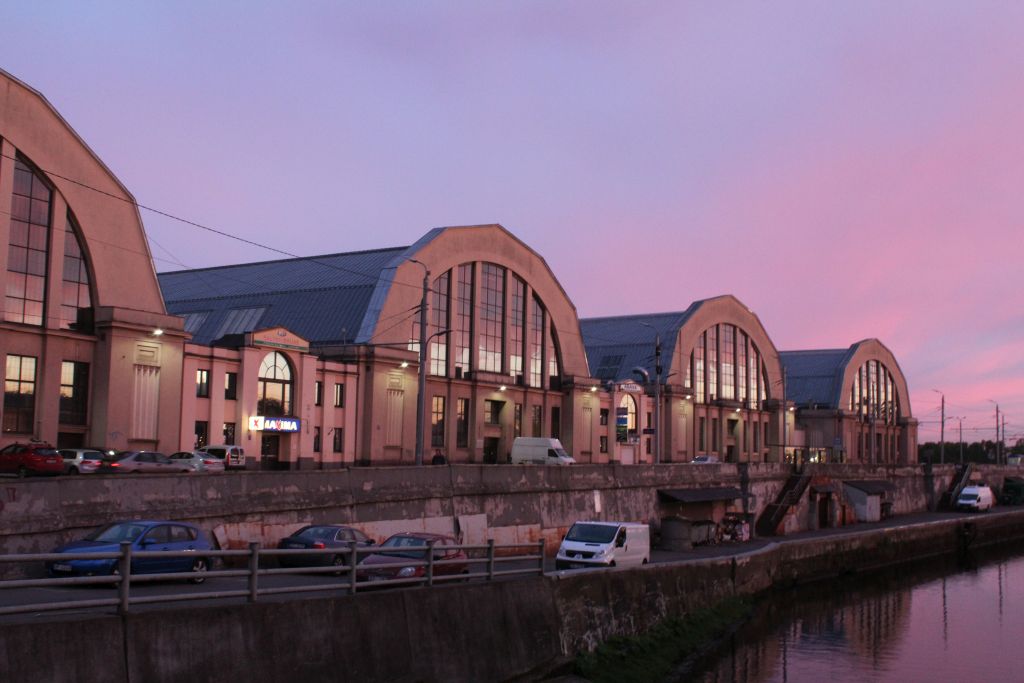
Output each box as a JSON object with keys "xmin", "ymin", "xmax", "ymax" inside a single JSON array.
[
  {"xmin": 294, "ymin": 526, "xmax": 338, "ymax": 541},
  {"xmin": 379, "ymin": 535, "xmax": 430, "ymax": 559},
  {"xmin": 565, "ymin": 523, "xmax": 618, "ymax": 544},
  {"xmin": 86, "ymin": 522, "xmax": 148, "ymax": 543}
]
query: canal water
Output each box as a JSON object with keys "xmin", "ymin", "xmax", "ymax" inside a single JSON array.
[{"xmin": 691, "ymin": 543, "xmax": 1024, "ymax": 683}]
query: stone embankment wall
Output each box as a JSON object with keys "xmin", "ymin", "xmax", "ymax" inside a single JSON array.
[{"xmin": 4, "ymin": 509, "xmax": 1024, "ymax": 683}]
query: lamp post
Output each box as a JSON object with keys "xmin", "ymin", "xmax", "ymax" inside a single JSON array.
[
  {"xmin": 933, "ymin": 390, "xmax": 945, "ymax": 465},
  {"xmin": 409, "ymin": 259, "xmax": 429, "ymax": 466},
  {"xmin": 988, "ymin": 399, "xmax": 1000, "ymax": 465},
  {"xmin": 637, "ymin": 322, "xmax": 662, "ymax": 464}
]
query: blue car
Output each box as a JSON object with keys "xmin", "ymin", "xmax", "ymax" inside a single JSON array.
[{"xmin": 47, "ymin": 520, "xmax": 213, "ymax": 583}]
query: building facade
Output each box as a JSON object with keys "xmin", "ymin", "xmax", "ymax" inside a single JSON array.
[{"xmin": 0, "ymin": 70, "xmax": 186, "ymax": 453}]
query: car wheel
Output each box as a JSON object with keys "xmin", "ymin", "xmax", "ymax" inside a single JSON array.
[
  {"xmin": 69, "ymin": 467, "xmax": 79, "ymax": 475},
  {"xmin": 16, "ymin": 466, "xmax": 28, "ymax": 479},
  {"xmin": 189, "ymin": 558, "xmax": 209, "ymax": 584},
  {"xmin": 331, "ymin": 554, "xmax": 347, "ymax": 575},
  {"xmin": 108, "ymin": 565, "xmax": 121, "ymax": 589}
]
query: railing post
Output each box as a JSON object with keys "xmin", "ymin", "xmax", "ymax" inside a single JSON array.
[
  {"xmin": 537, "ymin": 539, "xmax": 545, "ymax": 575},
  {"xmin": 247, "ymin": 542, "xmax": 260, "ymax": 603},
  {"xmin": 118, "ymin": 541, "xmax": 132, "ymax": 615},
  {"xmin": 349, "ymin": 541, "xmax": 358, "ymax": 595},
  {"xmin": 487, "ymin": 539, "xmax": 495, "ymax": 580},
  {"xmin": 426, "ymin": 540, "xmax": 435, "ymax": 587}
]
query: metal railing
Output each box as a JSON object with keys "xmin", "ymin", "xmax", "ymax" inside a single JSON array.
[{"xmin": 0, "ymin": 539, "xmax": 546, "ymax": 617}]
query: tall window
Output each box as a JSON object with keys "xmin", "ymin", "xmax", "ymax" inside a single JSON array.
[
  {"xmin": 196, "ymin": 369, "xmax": 210, "ymax": 397},
  {"xmin": 195, "ymin": 421, "xmax": 209, "ymax": 448},
  {"xmin": 721, "ymin": 325, "xmax": 735, "ymax": 400},
  {"xmin": 223, "ymin": 422, "xmax": 236, "ymax": 445},
  {"xmin": 59, "ymin": 361, "xmax": 89, "ymax": 425},
  {"xmin": 616, "ymin": 394, "xmax": 637, "ymax": 443},
  {"xmin": 4, "ymin": 355, "xmax": 36, "ymax": 433},
  {"xmin": 333, "ymin": 427, "xmax": 344, "ymax": 453},
  {"xmin": 224, "ymin": 372, "xmax": 238, "ymax": 400},
  {"xmin": 334, "ymin": 383, "xmax": 345, "ymax": 408},
  {"xmin": 707, "ymin": 325, "xmax": 718, "ymax": 400},
  {"xmin": 479, "ymin": 263, "xmax": 505, "ymax": 373},
  {"xmin": 531, "ymin": 405, "xmax": 543, "ymax": 437},
  {"xmin": 509, "ymin": 276, "xmax": 525, "ymax": 382},
  {"xmin": 694, "ymin": 332, "xmax": 705, "ymax": 403},
  {"xmin": 550, "ymin": 406, "xmax": 561, "ymax": 439},
  {"xmin": 431, "ymin": 396, "xmax": 446, "ymax": 447},
  {"xmin": 514, "ymin": 403, "xmax": 523, "ymax": 438},
  {"xmin": 484, "ymin": 399, "xmax": 502, "ymax": 425},
  {"xmin": 429, "ymin": 271, "xmax": 450, "ymax": 376},
  {"xmin": 6, "ymin": 160, "xmax": 51, "ymax": 326},
  {"xmin": 61, "ymin": 216, "xmax": 92, "ymax": 330},
  {"xmin": 737, "ymin": 331, "xmax": 748, "ymax": 405},
  {"xmin": 547, "ymin": 323, "xmax": 561, "ymax": 387},
  {"xmin": 456, "ymin": 398, "xmax": 469, "ymax": 448},
  {"xmin": 313, "ymin": 427, "xmax": 321, "ymax": 453},
  {"xmin": 689, "ymin": 325, "xmax": 769, "ymax": 408},
  {"xmin": 529, "ymin": 297, "xmax": 544, "ymax": 388},
  {"xmin": 257, "ymin": 352, "xmax": 292, "ymax": 416},
  {"xmin": 850, "ymin": 360, "xmax": 900, "ymax": 424},
  {"xmin": 454, "ymin": 264, "xmax": 473, "ymax": 378}
]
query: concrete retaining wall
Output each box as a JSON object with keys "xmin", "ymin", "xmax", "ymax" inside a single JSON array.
[{"xmin": 4, "ymin": 511, "xmax": 1024, "ymax": 683}]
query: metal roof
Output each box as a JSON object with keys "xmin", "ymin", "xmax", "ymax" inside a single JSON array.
[
  {"xmin": 158, "ymin": 246, "xmax": 410, "ymax": 346},
  {"xmin": 579, "ymin": 304, "xmax": 701, "ymax": 382},
  {"xmin": 843, "ymin": 480, "xmax": 898, "ymax": 495},
  {"xmin": 778, "ymin": 347, "xmax": 857, "ymax": 408},
  {"xmin": 657, "ymin": 487, "xmax": 747, "ymax": 503}
]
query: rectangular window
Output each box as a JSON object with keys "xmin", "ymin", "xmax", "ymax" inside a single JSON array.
[
  {"xmin": 698, "ymin": 416, "xmax": 706, "ymax": 452},
  {"xmin": 6, "ymin": 160, "xmax": 51, "ymax": 327},
  {"xmin": 646, "ymin": 437, "xmax": 652, "ymax": 455},
  {"xmin": 764, "ymin": 422, "xmax": 769, "ymax": 453},
  {"xmin": 529, "ymin": 298, "xmax": 544, "ymax": 388},
  {"xmin": 695, "ymin": 333, "xmax": 705, "ymax": 403},
  {"xmin": 600, "ymin": 435, "xmax": 608, "ymax": 453},
  {"xmin": 531, "ymin": 405, "xmax": 543, "ymax": 437},
  {"xmin": 313, "ymin": 426, "xmax": 322, "ymax": 453},
  {"xmin": 478, "ymin": 263, "xmax": 505, "ymax": 373},
  {"xmin": 194, "ymin": 420, "xmax": 209, "ymax": 449},
  {"xmin": 429, "ymin": 271, "xmax": 450, "ymax": 377},
  {"xmin": 223, "ymin": 422, "xmax": 236, "ymax": 445},
  {"xmin": 707, "ymin": 325, "xmax": 718, "ymax": 401},
  {"xmin": 59, "ymin": 360, "xmax": 89, "ymax": 425},
  {"xmin": 646, "ymin": 411, "xmax": 652, "ymax": 429},
  {"xmin": 514, "ymin": 403, "xmax": 523, "ymax": 438},
  {"xmin": 333, "ymin": 427, "xmax": 344, "ymax": 453},
  {"xmin": 753, "ymin": 421, "xmax": 759, "ymax": 452},
  {"xmin": 456, "ymin": 398, "xmax": 469, "ymax": 448},
  {"xmin": 721, "ymin": 324, "xmax": 735, "ymax": 400},
  {"xmin": 454, "ymin": 264, "xmax": 473, "ymax": 378},
  {"xmin": 314, "ymin": 380, "xmax": 323, "ymax": 406},
  {"xmin": 550, "ymin": 406, "xmax": 561, "ymax": 440},
  {"xmin": 196, "ymin": 369, "xmax": 209, "ymax": 398},
  {"xmin": 599, "ymin": 408, "xmax": 609, "ymax": 426},
  {"xmin": 509, "ymin": 276, "xmax": 525, "ymax": 382},
  {"xmin": 484, "ymin": 399, "xmax": 502, "ymax": 425},
  {"xmin": 431, "ymin": 396, "xmax": 446, "ymax": 447},
  {"xmin": 334, "ymin": 383, "xmax": 345, "ymax": 408},
  {"xmin": 712, "ymin": 417, "xmax": 719, "ymax": 452},
  {"xmin": 4, "ymin": 355, "xmax": 37, "ymax": 433},
  {"xmin": 224, "ymin": 372, "xmax": 237, "ymax": 400}
]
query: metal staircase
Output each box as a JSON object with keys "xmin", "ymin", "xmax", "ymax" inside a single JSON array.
[
  {"xmin": 756, "ymin": 474, "xmax": 811, "ymax": 536},
  {"xmin": 939, "ymin": 463, "xmax": 973, "ymax": 510}
]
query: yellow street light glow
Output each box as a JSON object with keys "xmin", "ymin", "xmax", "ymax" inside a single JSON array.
[
  {"xmin": 400, "ymin": 361, "xmax": 409, "ymax": 368},
  {"xmin": 152, "ymin": 328, "xmax": 164, "ymax": 336},
  {"xmin": 499, "ymin": 385, "xmax": 507, "ymax": 391}
]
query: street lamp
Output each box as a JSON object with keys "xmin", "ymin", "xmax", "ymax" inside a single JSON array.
[
  {"xmin": 408, "ymin": 258, "xmax": 430, "ymax": 466},
  {"xmin": 637, "ymin": 322, "xmax": 662, "ymax": 464},
  {"xmin": 933, "ymin": 389, "xmax": 945, "ymax": 465},
  {"xmin": 988, "ymin": 399, "xmax": 1001, "ymax": 465}
]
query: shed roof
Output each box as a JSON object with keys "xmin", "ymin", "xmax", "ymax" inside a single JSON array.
[
  {"xmin": 657, "ymin": 487, "xmax": 747, "ymax": 503},
  {"xmin": 779, "ymin": 347, "xmax": 856, "ymax": 408},
  {"xmin": 843, "ymin": 480, "xmax": 898, "ymax": 495}
]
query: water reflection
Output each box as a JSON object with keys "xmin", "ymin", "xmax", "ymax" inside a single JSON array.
[{"xmin": 692, "ymin": 544, "xmax": 1024, "ymax": 683}]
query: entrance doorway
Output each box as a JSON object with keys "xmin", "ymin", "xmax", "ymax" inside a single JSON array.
[
  {"xmin": 261, "ymin": 434, "xmax": 280, "ymax": 470},
  {"xmin": 483, "ymin": 437, "xmax": 500, "ymax": 464},
  {"xmin": 818, "ymin": 495, "xmax": 830, "ymax": 528}
]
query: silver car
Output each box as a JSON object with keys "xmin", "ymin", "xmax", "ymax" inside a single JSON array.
[
  {"xmin": 170, "ymin": 451, "xmax": 225, "ymax": 473},
  {"xmin": 58, "ymin": 448, "xmax": 105, "ymax": 475},
  {"xmin": 105, "ymin": 451, "xmax": 192, "ymax": 474}
]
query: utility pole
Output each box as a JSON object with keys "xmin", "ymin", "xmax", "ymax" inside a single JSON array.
[
  {"xmin": 1001, "ymin": 414, "xmax": 1007, "ymax": 465},
  {"xmin": 782, "ymin": 366, "xmax": 788, "ymax": 465},
  {"xmin": 996, "ymin": 403, "xmax": 1001, "ymax": 465},
  {"xmin": 958, "ymin": 417, "xmax": 963, "ymax": 465},
  {"xmin": 940, "ymin": 393, "xmax": 945, "ymax": 465},
  {"xmin": 411, "ymin": 260, "xmax": 430, "ymax": 466},
  {"xmin": 653, "ymin": 332, "xmax": 662, "ymax": 465}
]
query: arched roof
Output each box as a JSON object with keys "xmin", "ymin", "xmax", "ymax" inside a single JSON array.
[
  {"xmin": 0, "ymin": 68, "xmax": 166, "ymax": 313},
  {"xmin": 780, "ymin": 339, "xmax": 912, "ymax": 417}
]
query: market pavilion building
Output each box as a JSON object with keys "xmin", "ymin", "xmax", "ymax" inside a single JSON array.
[{"xmin": 0, "ymin": 69, "xmax": 186, "ymax": 453}]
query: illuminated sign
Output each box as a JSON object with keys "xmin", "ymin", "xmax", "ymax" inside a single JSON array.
[
  {"xmin": 247, "ymin": 416, "xmax": 301, "ymax": 433},
  {"xmin": 617, "ymin": 382, "xmax": 643, "ymax": 393}
]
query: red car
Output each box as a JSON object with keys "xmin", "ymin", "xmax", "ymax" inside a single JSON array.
[
  {"xmin": 0, "ymin": 442, "xmax": 64, "ymax": 477},
  {"xmin": 356, "ymin": 532, "xmax": 468, "ymax": 584}
]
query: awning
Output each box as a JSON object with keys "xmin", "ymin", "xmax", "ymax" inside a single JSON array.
[
  {"xmin": 843, "ymin": 480, "xmax": 898, "ymax": 495},
  {"xmin": 658, "ymin": 487, "xmax": 746, "ymax": 503},
  {"xmin": 811, "ymin": 483, "xmax": 837, "ymax": 494}
]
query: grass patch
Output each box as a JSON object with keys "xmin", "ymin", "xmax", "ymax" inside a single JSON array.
[{"xmin": 575, "ymin": 597, "xmax": 751, "ymax": 683}]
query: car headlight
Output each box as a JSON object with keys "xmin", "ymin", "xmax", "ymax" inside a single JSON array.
[{"xmin": 397, "ymin": 566, "xmax": 417, "ymax": 578}]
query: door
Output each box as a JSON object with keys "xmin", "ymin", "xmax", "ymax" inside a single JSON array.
[
  {"xmin": 261, "ymin": 435, "xmax": 280, "ymax": 469},
  {"xmin": 619, "ymin": 445, "xmax": 635, "ymax": 465},
  {"xmin": 137, "ymin": 525, "xmax": 173, "ymax": 573},
  {"xmin": 167, "ymin": 525, "xmax": 199, "ymax": 572},
  {"xmin": 818, "ymin": 495, "xmax": 830, "ymax": 529},
  {"xmin": 483, "ymin": 437, "xmax": 500, "ymax": 464}
]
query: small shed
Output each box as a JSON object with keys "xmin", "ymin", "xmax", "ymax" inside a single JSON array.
[
  {"xmin": 657, "ymin": 487, "xmax": 747, "ymax": 523},
  {"xmin": 843, "ymin": 480, "xmax": 898, "ymax": 522}
]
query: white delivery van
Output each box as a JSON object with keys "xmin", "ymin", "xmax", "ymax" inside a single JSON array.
[
  {"xmin": 198, "ymin": 444, "xmax": 246, "ymax": 470},
  {"xmin": 555, "ymin": 521, "xmax": 650, "ymax": 570},
  {"xmin": 509, "ymin": 437, "xmax": 575, "ymax": 465},
  {"xmin": 957, "ymin": 485, "xmax": 995, "ymax": 512}
]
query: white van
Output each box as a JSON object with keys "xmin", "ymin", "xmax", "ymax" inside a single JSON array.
[
  {"xmin": 198, "ymin": 444, "xmax": 246, "ymax": 470},
  {"xmin": 957, "ymin": 485, "xmax": 995, "ymax": 511},
  {"xmin": 555, "ymin": 521, "xmax": 650, "ymax": 570},
  {"xmin": 510, "ymin": 437, "xmax": 575, "ymax": 466}
]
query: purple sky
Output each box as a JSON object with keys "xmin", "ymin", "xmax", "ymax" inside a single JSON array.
[{"xmin": 5, "ymin": 3, "xmax": 1022, "ymax": 445}]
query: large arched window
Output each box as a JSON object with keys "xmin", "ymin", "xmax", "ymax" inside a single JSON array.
[
  {"xmin": 689, "ymin": 323, "xmax": 770, "ymax": 408},
  {"xmin": 616, "ymin": 394, "xmax": 638, "ymax": 443},
  {"xmin": 257, "ymin": 352, "xmax": 292, "ymax": 416},
  {"xmin": 6, "ymin": 159, "xmax": 51, "ymax": 326},
  {"xmin": 849, "ymin": 360, "xmax": 900, "ymax": 424},
  {"xmin": 61, "ymin": 213, "xmax": 93, "ymax": 330}
]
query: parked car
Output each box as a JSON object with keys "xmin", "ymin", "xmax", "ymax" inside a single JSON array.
[
  {"xmin": 509, "ymin": 437, "xmax": 575, "ymax": 465},
  {"xmin": 691, "ymin": 455, "xmax": 720, "ymax": 463},
  {"xmin": 356, "ymin": 532, "xmax": 468, "ymax": 583},
  {"xmin": 197, "ymin": 444, "xmax": 246, "ymax": 469},
  {"xmin": 276, "ymin": 525, "xmax": 375, "ymax": 571},
  {"xmin": 0, "ymin": 442, "xmax": 64, "ymax": 477},
  {"xmin": 59, "ymin": 448, "xmax": 105, "ymax": 475},
  {"xmin": 957, "ymin": 485, "xmax": 995, "ymax": 512},
  {"xmin": 102, "ymin": 451, "xmax": 192, "ymax": 474},
  {"xmin": 47, "ymin": 520, "xmax": 213, "ymax": 582},
  {"xmin": 555, "ymin": 521, "xmax": 650, "ymax": 570},
  {"xmin": 170, "ymin": 451, "xmax": 225, "ymax": 473}
]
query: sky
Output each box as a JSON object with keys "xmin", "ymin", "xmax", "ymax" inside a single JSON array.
[{"xmin": 3, "ymin": 2, "xmax": 1022, "ymax": 446}]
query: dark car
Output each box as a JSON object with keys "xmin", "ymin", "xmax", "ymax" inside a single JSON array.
[
  {"xmin": 47, "ymin": 520, "xmax": 213, "ymax": 583},
  {"xmin": 356, "ymin": 532, "xmax": 468, "ymax": 583},
  {"xmin": 0, "ymin": 442, "xmax": 64, "ymax": 477},
  {"xmin": 101, "ymin": 451, "xmax": 192, "ymax": 474},
  {"xmin": 276, "ymin": 525, "xmax": 375, "ymax": 571}
]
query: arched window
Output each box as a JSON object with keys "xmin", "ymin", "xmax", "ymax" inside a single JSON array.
[
  {"xmin": 6, "ymin": 159, "xmax": 51, "ymax": 326},
  {"xmin": 61, "ymin": 213, "xmax": 93, "ymax": 330},
  {"xmin": 616, "ymin": 394, "xmax": 637, "ymax": 443},
  {"xmin": 257, "ymin": 352, "xmax": 292, "ymax": 416},
  {"xmin": 849, "ymin": 360, "xmax": 900, "ymax": 424},
  {"xmin": 689, "ymin": 323, "xmax": 770, "ymax": 408}
]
